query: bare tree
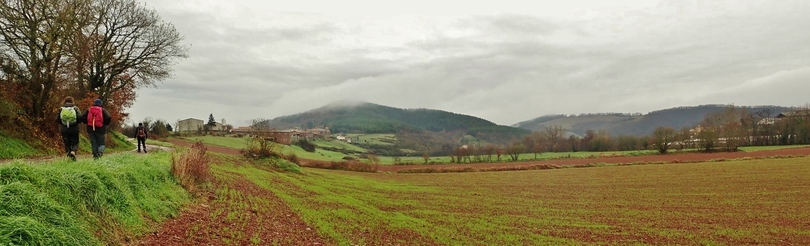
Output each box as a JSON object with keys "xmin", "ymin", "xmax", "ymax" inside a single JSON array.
[
  {"xmin": 651, "ymin": 126, "xmax": 676, "ymax": 154},
  {"xmin": 506, "ymin": 142, "xmax": 524, "ymax": 161},
  {"xmin": 522, "ymin": 135, "xmax": 537, "ymax": 159},
  {"xmin": 0, "ymin": 0, "xmax": 86, "ymax": 118},
  {"xmin": 543, "ymin": 125, "xmax": 566, "ymax": 152},
  {"xmin": 70, "ymin": 0, "xmax": 188, "ymax": 102},
  {"xmin": 481, "ymin": 144, "xmax": 495, "ymax": 162}
]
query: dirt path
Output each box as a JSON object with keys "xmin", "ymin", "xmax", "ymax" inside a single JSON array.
[
  {"xmin": 135, "ymin": 139, "xmax": 327, "ymax": 245},
  {"xmin": 0, "ymin": 140, "xmax": 167, "ymax": 165},
  {"xmin": 134, "ymin": 173, "xmax": 326, "ymax": 245}
]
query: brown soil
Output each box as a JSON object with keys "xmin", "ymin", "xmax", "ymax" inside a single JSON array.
[
  {"xmin": 377, "ymin": 147, "xmax": 810, "ymax": 172},
  {"xmin": 134, "ymin": 163, "xmax": 326, "ymax": 245}
]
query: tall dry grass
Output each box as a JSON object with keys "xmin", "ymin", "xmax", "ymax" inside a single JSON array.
[{"xmin": 171, "ymin": 141, "xmax": 211, "ymax": 194}]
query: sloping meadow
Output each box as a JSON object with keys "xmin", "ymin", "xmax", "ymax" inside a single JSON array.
[{"xmin": 0, "ymin": 152, "xmax": 189, "ymax": 245}]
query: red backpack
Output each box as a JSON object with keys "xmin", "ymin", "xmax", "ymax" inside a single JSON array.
[
  {"xmin": 88, "ymin": 106, "xmax": 104, "ymax": 130},
  {"xmin": 137, "ymin": 127, "xmax": 146, "ymax": 137}
]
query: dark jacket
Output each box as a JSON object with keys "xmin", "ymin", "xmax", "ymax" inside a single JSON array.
[
  {"xmin": 80, "ymin": 106, "xmax": 113, "ymax": 134},
  {"xmin": 56, "ymin": 103, "xmax": 82, "ymax": 134},
  {"xmin": 135, "ymin": 126, "xmax": 148, "ymax": 139}
]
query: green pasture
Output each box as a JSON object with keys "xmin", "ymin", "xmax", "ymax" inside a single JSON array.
[
  {"xmin": 311, "ymin": 139, "xmax": 366, "ymax": 152},
  {"xmin": 279, "ymin": 144, "xmax": 350, "ymax": 161},
  {"xmin": 145, "ymin": 139, "xmax": 174, "ymax": 147},
  {"xmin": 738, "ymin": 144, "xmax": 810, "ymax": 152},
  {"xmin": 181, "ymin": 135, "xmax": 248, "ymax": 149},
  {"xmin": 249, "ymin": 156, "xmax": 810, "ymax": 245},
  {"xmin": 344, "ymin": 134, "xmax": 397, "ymax": 146}
]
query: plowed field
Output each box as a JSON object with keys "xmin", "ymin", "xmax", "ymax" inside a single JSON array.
[{"xmin": 151, "ymin": 140, "xmax": 810, "ymax": 245}]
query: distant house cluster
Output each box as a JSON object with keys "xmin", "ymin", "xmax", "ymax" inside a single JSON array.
[
  {"xmin": 757, "ymin": 112, "xmax": 793, "ymax": 125},
  {"xmin": 231, "ymin": 126, "xmax": 332, "ymax": 145},
  {"xmin": 335, "ymin": 135, "xmax": 351, "ymax": 143}
]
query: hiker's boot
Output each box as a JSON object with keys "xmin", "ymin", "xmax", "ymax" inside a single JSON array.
[{"xmin": 69, "ymin": 151, "xmax": 76, "ymax": 161}]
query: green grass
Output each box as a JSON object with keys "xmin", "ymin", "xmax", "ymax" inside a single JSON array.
[
  {"xmin": 311, "ymin": 139, "xmax": 366, "ymax": 153},
  {"xmin": 145, "ymin": 139, "xmax": 174, "ymax": 147},
  {"xmin": 0, "ymin": 151, "xmax": 190, "ymax": 245},
  {"xmin": 738, "ymin": 144, "xmax": 810, "ymax": 152},
  {"xmin": 108, "ymin": 131, "xmax": 136, "ymax": 151},
  {"xmin": 231, "ymin": 156, "xmax": 810, "ymax": 245},
  {"xmin": 344, "ymin": 134, "xmax": 397, "ymax": 146},
  {"xmin": 0, "ymin": 133, "xmax": 41, "ymax": 159},
  {"xmin": 278, "ymin": 145, "xmax": 350, "ymax": 161},
  {"xmin": 182, "ymin": 135, "xmax": 248, "ymax": 149}
]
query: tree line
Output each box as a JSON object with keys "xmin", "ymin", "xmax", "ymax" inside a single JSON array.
[
  {"xmin": 0, "ymin": 0, "xmax": 186, "ymax": 146},
  {"xmin": 444, "ymin": 105, "xmax": 810, "ymax": 163}
]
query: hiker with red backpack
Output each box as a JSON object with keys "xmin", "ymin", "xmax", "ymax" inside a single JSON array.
[
  {"xmin": 135, "ymin": 122, "xmax": 148, "ymax": 153},
  {"xmin": 55, "ymin": 96, "xmax": 81, "ymax": 161},
  {"xmin": 80, "ymin": 99, "xmax": 113, "ymax": 160}
]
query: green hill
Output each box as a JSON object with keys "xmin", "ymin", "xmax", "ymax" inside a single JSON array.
[
  {"xmin": 515, "ymin": 105, "xmax": 793, "ymax": 137},
  {"xmin": 266, "ymin": 101, "xmax": 530, "ymax": 154},
  {"xmin": 268, "ymin": 101, "xmax": 509, "ymax": 133}
]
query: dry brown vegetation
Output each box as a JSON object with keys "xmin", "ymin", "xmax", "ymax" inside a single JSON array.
[{"xmin": 171, "ymin": 141, "xmax": 212, "ymax": 194}]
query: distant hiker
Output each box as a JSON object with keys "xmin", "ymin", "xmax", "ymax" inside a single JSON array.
[
  {"xmin": 135, "ymin": 122, "xmax": 148, "ymax": 153},
  {"xmin": 56, "ymin": 96, "xmax": 81, "ymax": 161},
  {"xmin": 80, "ymin": 99, "xmax": 112, "ymax": 160}
]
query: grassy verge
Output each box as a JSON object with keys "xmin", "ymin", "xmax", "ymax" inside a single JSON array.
[
  {"xmin": 108, "ymin": 131, "xmax": 135, "ymax": 152},
  {"xmin": 0, "ymin": 151, "xmax": 190, "ymax": 245},
  {"xmin": 146, "ymin": 139, "xmax": 174, "ymax": 147},
  {"xmin": 0, "ymin": 133, "xmax": 42, "ymax": 159},
  {"xmin": 738, "ymin": 144, "xmax": 810, "ymax": 152},
  {"xmin": 181, "ymin": 135, "xmax": 247, "ymax": 149}
]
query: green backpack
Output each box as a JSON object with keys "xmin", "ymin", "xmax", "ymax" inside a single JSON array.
[{"xmin": 60, "ymin": 107, "xmax": 77, "ymax": 127}]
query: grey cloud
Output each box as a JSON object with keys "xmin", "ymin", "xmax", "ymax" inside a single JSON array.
[{"xmin": 128, "ymin": 0, "xmax": 810, "ymax": 126}]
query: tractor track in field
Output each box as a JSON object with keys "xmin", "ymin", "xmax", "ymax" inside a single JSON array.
[{"xmin": 133, "ymin": 173, "xmax": 327, "ymax": 245}]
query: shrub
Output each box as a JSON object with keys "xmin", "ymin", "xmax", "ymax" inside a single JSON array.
[
  {"xmin": 254, "ymin": 158, "xmax": 302, "ymax": 173},
  {"xmin": 294, "ymin": 139, "xmax": 316, "ymax": 152},
  {"xmin": 171, "ymin": 141, "xmax": 211, "ymax": 194},
  {"xmin": 241, "ymin": 136, "xmax": 282, "ymax": 159}
]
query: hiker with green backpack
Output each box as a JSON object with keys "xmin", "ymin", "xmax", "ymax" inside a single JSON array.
[
  {"xmin": 80, "ymin": 99, "xmax": 113, "ymax": 160},
  {"xmin": 55, "ymin": 96, "xmax": 81, "ymax": 161}
]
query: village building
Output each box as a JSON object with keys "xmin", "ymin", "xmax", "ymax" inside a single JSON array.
[{"xmin": 177, "ymin": 118, "xmax": 204, "ymax": 132}]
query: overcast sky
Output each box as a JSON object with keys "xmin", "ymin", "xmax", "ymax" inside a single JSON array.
[{"xmin": 128, "ymin": 0, "xmax": 810, "ymax": 127}]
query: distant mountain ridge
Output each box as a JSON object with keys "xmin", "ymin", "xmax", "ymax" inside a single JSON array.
[
  {"xmin": 269, "ymin": 102, "xmax": 794, "ymax": 139},
  {"xmin": 513, "ymin": 104, "xmax": 794, "ymax": 137},
  {"xmin": 267, "ymin": 101, "xmax": 522, "ymax": 133}
]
